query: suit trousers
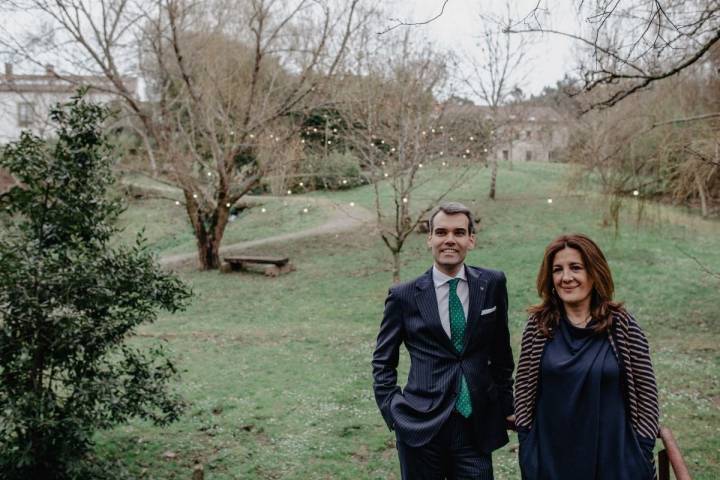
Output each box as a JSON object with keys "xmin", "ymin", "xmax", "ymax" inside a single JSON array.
[{"xmin": 396, "ymin": 411, "xmax": 494, "ymax": 480}]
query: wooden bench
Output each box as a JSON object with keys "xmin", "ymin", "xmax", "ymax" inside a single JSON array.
[{"xmin": 220, "ymin": 255, "xmax": 295, "ymax": 277}]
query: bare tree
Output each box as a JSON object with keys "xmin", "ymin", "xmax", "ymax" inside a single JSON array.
[
  {"xmin": 507, "ymin": 0, "xmax": 720, "ymax": 110},
  {"xmin": 566, "ymin": 61, "xmax": 719, "ymax": 227},
  {"xmin": 0, "ymin": 0, "xmax": 366, "ymax": 269},
  {"xmin": 462, "ymin": 8, "xmax": 528, "ymax": 199},
  {"xmin": 339, "ymin": 30, "xmax": 477, "ymax": 283}
]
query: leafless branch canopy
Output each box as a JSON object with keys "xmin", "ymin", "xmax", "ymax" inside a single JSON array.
[
  {"xmin": 0, "ymin": 0, "xmax": 368, "ymax": 269},
  {"xmin": 506, "ymin": 0, "xmax": 720, "ymax": 110},
  {"xmin": 377, "ymin": 0, "xmax": 449, "ymax": 35}
]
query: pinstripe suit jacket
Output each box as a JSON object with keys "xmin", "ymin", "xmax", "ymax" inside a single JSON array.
[{"xmin": 372, "ymin": 265, "xmax": 515, "ymax": 452}]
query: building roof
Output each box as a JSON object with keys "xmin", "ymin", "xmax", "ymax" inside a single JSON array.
[
  {"xmin": 440, "ymin": 102, "xmax": 568, "ymax": 124},
  {"xmin": 0, "ymin": 64, "xmax": 136, "ymax": 95}
]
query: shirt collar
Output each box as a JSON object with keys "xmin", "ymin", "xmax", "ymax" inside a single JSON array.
[{"xmin": 432, "ymin": 264, "xmax": 467, "ymax": 288}]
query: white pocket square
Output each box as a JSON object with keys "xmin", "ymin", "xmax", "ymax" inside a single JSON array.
[{"xmin": 481, "ymin": 306, "xmax": 497, "ymax": 315}]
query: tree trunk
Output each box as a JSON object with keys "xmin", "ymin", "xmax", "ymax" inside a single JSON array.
[
  {"xmin": 696, "ymin": 175, "xmax": 708, "ymax": 218},
  {"xmin": 197, "ymin": 236, "xmax": 222, "ymax": 270},
  {"xmin": 489, "ymin": 159, "xmax": 498, "ymax": 200},
  {"xmin": 185, "ymin": 192, "xmax": 231, "ymax": 270},
  {"xmin": 392, "ymin": 251, "xmax": 401, "ymax": 284}
]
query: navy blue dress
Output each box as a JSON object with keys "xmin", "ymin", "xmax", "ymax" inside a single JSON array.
[{"xmin": 518, "ymin": 317, "xmax": 655, "ymax": 480}]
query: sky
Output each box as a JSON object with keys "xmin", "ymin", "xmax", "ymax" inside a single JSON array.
[
  {"xmin": 384, "ymin": 0, "xmax": 580, "ymax": 97},
  {"xmin": 0, "ymin": 0, "xmax": 582, "ymax": 100}
]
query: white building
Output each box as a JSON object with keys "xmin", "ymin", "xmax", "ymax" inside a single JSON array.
[{"xmin": 0, "ymin": 63, "xmax": 136, "ymax": 143}]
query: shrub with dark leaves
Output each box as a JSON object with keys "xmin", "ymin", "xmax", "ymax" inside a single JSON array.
[{"xmin": 0, "ymin": 93, "xmax": 191, "ymax": 479}]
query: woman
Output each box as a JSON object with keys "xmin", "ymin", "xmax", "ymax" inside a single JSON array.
[{"xmin": 514, "ymin": 234, "xmax": 659, "ymax": 480}]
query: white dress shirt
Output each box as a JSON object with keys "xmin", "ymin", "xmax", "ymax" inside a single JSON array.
[{"xmin": 432, "ymin": 265, "xmax": 469, "ymax": 339}]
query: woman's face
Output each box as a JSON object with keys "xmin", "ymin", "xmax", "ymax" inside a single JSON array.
[{"xmin": 552, "ymin": 247, "xmax": 594, "ymax": 309}]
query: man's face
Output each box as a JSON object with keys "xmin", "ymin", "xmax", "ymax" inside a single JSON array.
[{"xmin": 427, "ymin": 211, "xmax": 476, "ymax": 276}]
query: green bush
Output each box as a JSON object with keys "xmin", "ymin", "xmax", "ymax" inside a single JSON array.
[
  {"xmin": 0, "ymin": 94, "xmax": 191, "ymax": 479},
  {"xmin": 301, "ymin": 151, "xmax": 366, "ymax": 191}
]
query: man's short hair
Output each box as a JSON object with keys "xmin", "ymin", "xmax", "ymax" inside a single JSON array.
[{"xmin": 429, "ymin": 202, "xmax": 475, "ymax": 234}]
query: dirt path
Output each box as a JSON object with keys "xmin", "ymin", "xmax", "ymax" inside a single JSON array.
[{"xmin": 159, "ymin": 195, "xmax": 374, "ymax": 269}]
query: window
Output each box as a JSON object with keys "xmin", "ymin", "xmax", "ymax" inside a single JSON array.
[
  {"xmin": 525, "ymin": 151, "xmax": 532, "ymax": 161},
  {"xmin": 17, "ymin": 102, "xmax": 35, "ymax": 127},
  {"xmin": 502, "ymin": 150, "xmax": 509, "ymax": 161}
]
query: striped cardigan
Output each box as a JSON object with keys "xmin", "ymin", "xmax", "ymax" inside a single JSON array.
[{"xmin": 514, "ymin": 309, "xmax": 660, "ymax": 439}]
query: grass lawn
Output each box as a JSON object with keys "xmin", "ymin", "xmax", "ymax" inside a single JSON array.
[
  {"xmin": 97, "ymin": 161, "xmax": 720, "ymax": 479},
  {"xmin": 115, "ymin": 192, "xmax": 331, "ymax": 257}
]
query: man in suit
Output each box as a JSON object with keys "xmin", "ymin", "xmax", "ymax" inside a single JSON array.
[{"xmin": 372, "ymin": 202, "xmax": 514, "ymax": 480}]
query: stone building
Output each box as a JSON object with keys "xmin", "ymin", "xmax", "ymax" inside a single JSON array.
[
  {"xmin": 488, "ymin": 105, "xmax": 570, "ymax": 162},
  {"xmin": 440, "ymin": 101, "xmax": 571, "ymax": 163}
]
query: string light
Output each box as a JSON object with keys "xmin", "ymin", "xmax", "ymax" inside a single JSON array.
[
  {"xmin": 327, "ymin": 140, "xmax": 332, "ymax": 144},
  {"xmin": 465, "ymin": 149, "xmax": 470, "ymax": 154},
  {"xmin": 547, "ymin": 198, "xmax": 553, "ymax": 204},
  {"xmin": 633, "ymin": 190, "xmax": 639, "ymax": 196},
  {"xmin": 422, "ymin": 131, "xmax": 427, "ymax": 135},
  {"xmin": 207, "ymin": 172, "xmax": 212, "ymax": 176},
  {"xmin": 287, "ymin": 189, "xmax": 292, "ymax": 195},
  {"xmin": 483, "ymin": 148, "xmax": 488, "ymax": 153},
  {"xmin": 431, "ymin": 128, "xmax": 436, "ymax": 133},
  {"xmin": 402, "ymin": 197, "xmax": 408, "ymax": 203},
  {"xmin": 226, "ymin": 203, "xmax": 231, "ymax": 207},
  {"xmin": 175, "ymin": 201, "xmax": 180, "ymax": 205},
  {"xmin": 470, "ymin": 136, "xmax": 474, "ymax": 141},
  {"xmin": 193, "ymin": 194, "xmax": 198, "ymax": 198},
  {"xmin": 261, "ymin": 207, "xmax": 267, "ymax": 212},
  {"xmin": 342, "ymin": 179, "xmax": 348, "ymax": 185},
  {"xmin": 349, "ymin": 202, "xmax": 355, "ymax": 207},
  {"xmin": 418, "ymin": 163, "xmax": 423, "ymax": 168},
  {"xmin": 439, "ymin": 151, "xmax": 444, "ymax": 156},
  {"xmin": 299, "ymin": 182, "xmax": 304, "ymax": 187},
  {"xmin": 301, "ymin": 139, "xmax": 306, "ymax": 143},
  {"xmin": 249, "ymin": 134, "xmax": 255, "ymax": 139},
  {"xmin": 390, "ymin": 147, "xmax": 396, "ymax": 152},
  {"xmin": 384, "ymin": 172, "xmax": 389, "ymax": 178},
  {"xmin": 442, "ymin": 161, "xmax": 447, "ymax": 166},
  {"xmin": 302, "ymin": 208, "xmax": 308, "ymax": 213}
]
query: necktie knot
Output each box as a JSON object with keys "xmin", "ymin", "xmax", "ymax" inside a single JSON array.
[{"xmin": 448, "ymin": 278, "xmax": 460, "ymax": 292}]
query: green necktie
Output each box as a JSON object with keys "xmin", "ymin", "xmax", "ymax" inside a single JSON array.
[{"xmin": 448, "ymin": 278, "xmax": 472, "ymax": 418}]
